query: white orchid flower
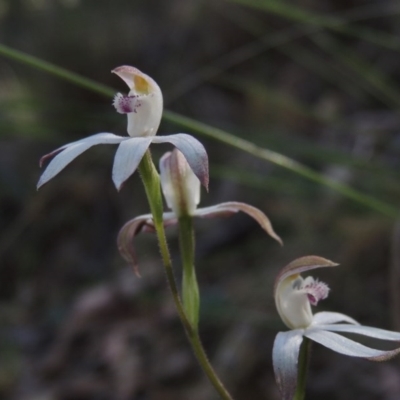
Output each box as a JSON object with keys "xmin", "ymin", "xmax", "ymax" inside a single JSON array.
[
  {"xmin": 273, "ymin": 256, "xmax": 400, "ymax": 400},
  {"xmin": 118, "ymin": 149, "xmax": 282, "ymax": 274},
  {"xmin": 37, "ymin": 66, "xmax": 208, "ymax": 191}
]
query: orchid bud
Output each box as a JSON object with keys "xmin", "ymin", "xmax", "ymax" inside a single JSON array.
[
  {"xmin": 112, "ymin": 66, "xmax": 163, "ymax": 138},
  {"xmin": 160, "ymin": 149, "xmax": 201, "ymax": 217}
]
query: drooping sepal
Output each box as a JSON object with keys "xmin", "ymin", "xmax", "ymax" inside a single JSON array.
[
  {"xmin": 317, "ymin": 324, "xmax": 400, "ymax": 342},
  {"xmin": 195, "ymin": 201, "xmax": 282, "ymax": 245},
  {"xmin": 273, "ymin": 330, "xmax": 304, "ymax": 400},
  {"xmin": 117, "ymin": 214, "xmax": 154, "ymax": 276},
  {"xmin": 305, "ymin": 329, "xmax": 400, "ymax": 361},
  {"xmin": 312, "ymin": 311, "xmax": 359, "ymax": 326},
  {"xmin": 117, "ymin": 212, "xmax": 177, "ymax": 276}
]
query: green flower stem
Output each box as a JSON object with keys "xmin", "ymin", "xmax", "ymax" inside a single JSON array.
[
  {"xmin": 190, "ymin": 328, "xmax": 234, "ymax": 400},
  {"xmin": 178, "ymin": 215, "xmax": 200, "ymax": 330},
  {"xmin": 138, "ymin": 151, "xmax": 233, "ymax": 400},
  {"xmin": 294, "ymin": 337, "xmax": 311, "ymax": 400}
]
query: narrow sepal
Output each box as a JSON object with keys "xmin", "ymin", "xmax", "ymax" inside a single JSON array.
[
  {"xmin": 194, "ymin": 205, "xmax": 237, "ymax": 219},
  {"xmin": 195, "ymin": 202, "xmax": 282, "ymax": 245},
  {"xmin": 305, "ymin": 329, "xmax": 400, "ymax": 361},
  {"xmin": 152, "ymin": 134, "xmax": 209, "ymax": 190},
  {"xmin": 318, "ymin": 324, "xmax": 400, "ymax": 341},
  {"xmin": 312, "ymin": 312, "xmax": 359, "ymax": 326},
  {"xmin": 37, "ymin": 133, "xmax": 125, "ymax": 189},
  {"xmin": 274, "ymin": 256, "xmax": 338, "ymax": 297},
  {"xmin": 112, "ymin": 137, "xmax": 152, "ymax": 190},
  {"xmin": 273, "ymin": 330, "xmax": 304, "ymax": 400}
]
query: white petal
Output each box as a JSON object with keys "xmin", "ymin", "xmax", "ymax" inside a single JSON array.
[
  {"xmin": 152, "ymin": 133, "xmax": 209, "ymax": 189},
  {"xmin": 37, "ymin": 133, "xmax": 125, "ymax": 188},
  {"xmin": 305, "ymin": 328, "xmax": 400, "ymax": 360},
  {"xmin": 312, "ymin": 312, "xmax": 359, "ymax": 326},
  {"xmin": 272, "ymin": 330, "xmax": 304, "ymax": 400},
  {"xmin": 112, "ymin": 137, "xmax": 152, "ymax": 190},
  {"xmin": 318, "ymin": 324, "xmax": 400, "ymax": 341}
]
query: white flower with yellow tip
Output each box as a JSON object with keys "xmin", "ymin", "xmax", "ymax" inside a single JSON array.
[
  {"xmin": 273, "ymin": 256, "xmax": 400, "ymax": 400},
  {"xmin": 37, "ymin": 66, "xmax": 208, "ymax": 190},
  {"xmin": 117, "ymin": 149, "xmax": 282, "ymax": 274}
]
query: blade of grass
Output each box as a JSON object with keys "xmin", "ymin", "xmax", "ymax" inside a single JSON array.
[
  {"xmin": 218, "ymin": 75, "xmax": 343, "ymax": 125},
  {"xmin": 311, "ymin": 33, "xmax": 400, "ymax": 110},
  {"xmin": 226, "ymin": 0, "xmax": 400, "ymax": 52},
  {"xmin": 218, "ymin": 76, "xmax": 400, "ymax": 182},
  {"xmin": 0, "ymin": 43, "xmax": 398, "ymax": 218},
  {"xmin": 0, "ymin": 44, "xmax": 115, "ymax": 98},
  {"xmin": 217, "ymin": 1, "xmax": 400, "ymax": 107},
  {"xmin": 281, "ymin": 37, "xmax": 400, "ymax": 112},
  {"xmin": 165, "ymin": 23, "xmax": 317, "ymax": 103},
  {"xmin": 213, "ymin": 7, "xmax": 381, "ymax": 115},
  {"xmin": 262, "ymin": 132, "xmax": 400, "ymax": 180},
  {"xmin": 215, "ymin": 8, "xmax": 400, "ymax": 131},
  {"xmin": 278, "ymin": 43, "xmax": 370, "ymax": 104},
  {"xmin": 212, "ymin": 164, "xmax": 316, "ymax": 196},
  {"xmin": 216, "ymin": 5, "xmax": 376, "ymax": 105},
  {"xmin": 164, "ymin": 110, "xmax": 399, "ymax": 218},
  {"xmin": 168, "ymin": 1, "xmax": 400, "ymax": 103}
]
